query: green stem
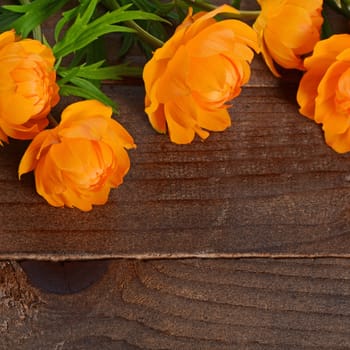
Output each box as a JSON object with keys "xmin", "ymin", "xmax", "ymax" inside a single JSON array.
[
  {"xmin": 102, "ymin": 0, "xmax": 164, "ymax": 49},
  {"xmin": 18, "ymin": 0, "xmax": 42, "ymax": 41},
  {"xmin": 181, "ymin": 0, "xmax": 260, "ymax": 20},
  {"xmin": 123, "ymin": 16, "xmax": 164, "ymax": 49},
  {"xmin": 32, "ymin": 26, "xmax": 43, "ymax": 42}
]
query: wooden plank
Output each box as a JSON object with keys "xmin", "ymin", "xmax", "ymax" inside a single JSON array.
[
  {"xmin": 2, "ymin": 70, "xmax": 350, "ymax": 259},
  {"xmin": 2, "ymin": 258, "xmax": 350, "ymax": 349},
  {"xmin": 1, "ymin": 1, "xmax": 350, "ymax": 259}
]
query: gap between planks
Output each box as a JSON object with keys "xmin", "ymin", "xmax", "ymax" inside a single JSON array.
[{"xmin": 4, "ymin": 252, "xmax": 350, "ymax": 261}]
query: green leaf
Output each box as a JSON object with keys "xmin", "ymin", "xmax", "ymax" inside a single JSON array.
[
  {"xmin": 0, "ymin": 7, "xmax": 21, "ymax": 32},
  {"xmin": 57, "ymin": 66, "xmax": 82, "ymax": 86},
  {"xmin": 54, "ymin": 6, "xmax": 80, "ymax": 42},
  {"xmin": 121, "ymin": 0, "xmax": 175, "ymax": 15},
  {"xmin": 102, "ymin": 0, "xmax": 173, "ymax": 54},
  {"xmin": 59, "ymin": 77, "xmax": 118, "ymax": 113},
  {"xmin": 59, "ymin": 62, "xmax": 142, "ymax": 81},
  {"xmin": 53, "ymin": 1, "xmax": 165, "ymax": 59},
  {"xmin": 3, "ymin": 0, "xmax": 69, "ymax": 38},
  {"xmin": 54, "ymin": 25, "xmax": 134, "ymax": 58},
  {"xmin": 118, "ymin": 32, "xmax": 137, "ymax": 58},
  {"xmin": 66, "ymin": 38, "xmax": 107, "ymax": 68}
]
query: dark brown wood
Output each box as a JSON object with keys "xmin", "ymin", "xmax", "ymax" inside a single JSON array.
[
  {"xmin": 2, "ymin": 1, "xmax": 350, "ymax": 348},
  {"xmin": 19, "ymin": 260, "xmax": 110, "ymax": 294},
  {"xmin": 2, "ymin": 57, "xmax": 350, "ymax": 259},
  {"xmin": 0, "ymin": 0, "xmax": 348, "ymax": 260},
  {"xmin": 2, "ymin": 258, "xmax": 350, "ymax": 349}
]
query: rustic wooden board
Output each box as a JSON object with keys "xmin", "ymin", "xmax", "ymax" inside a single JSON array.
[
  {"xmin": 2, "ymin": 57, "xmax": 350, "ymax": 259},
  {"xmin": 1, "ymin": 1, "xmax": 350, "ymax": 259},
  {"xmin": 2, "ymin": 2, "xmax": 350, "ymax": 349},
  {"xmin": 2, "ymin": 258, "xmax": 350, "ymax": 349}
]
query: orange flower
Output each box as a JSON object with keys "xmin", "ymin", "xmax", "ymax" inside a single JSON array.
[
  {"xmin": 143, "ymin": 5, "xmax": 259, "ymax": 144},
  {"xmin": 18, "ymin": 100, "xmax": 136, "ymax": 211},
  {"xmin": 297, "ymin": 34, "xmax": 350, "ymax": 153},
  {"xmin": 253, "ymin": 0, "xmax": 323, "ymax": 76},
  {"xmin": 0, "ymin": 30, "xmax": 59, "ymax": 144}
]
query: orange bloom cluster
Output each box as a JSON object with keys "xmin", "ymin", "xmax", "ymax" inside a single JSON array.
[
  {"xmin": 253, "ymin": 0, "xmax": 323, "ymax": 76},
  {"xmin": 0, "ymin": 30, "xmax": 59, "ymax": 144},
  {"xmin": 2, "ymin": 0, "xmax": 350, "ymax": 211},
  {"xmin": 19, "ymin": 100, "xmax": 136, "ymax": 211},
  {"xmin": 0, "ymin": 30, "xmax": 135, "ymax": 211},
  {"xmin": 252, "ymin": 0, "xmax": 350, "ymax": 153},
  {"xmin": 143, "ymin": 5, "xmax": 259, "ymax": 144},
  {"xmin": 297, "ymin": 34, "xmax": 350, "ymax": 153}
]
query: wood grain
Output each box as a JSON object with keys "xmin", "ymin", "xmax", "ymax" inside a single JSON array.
[
  {"xmin": 2, "ymin": 65, "xmax": 350, "ymax": 259},
  {"xmin": 2, "ymin": 258, "xmax": 350, "ymax": 349},
  {"xmin": 1, "ymin": 0, "xmax": 350, "ymax": 260},
  {"xmin": 2, "ymin": 2, "xmax": 350, "ymax": 349}
]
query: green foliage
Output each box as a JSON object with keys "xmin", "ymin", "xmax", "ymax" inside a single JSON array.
[
  {"xmin": 1, "ymin": 0, "xmax": 166, "ymax": 111},
  {"xmin": 2, "ymin": 0, "xmax": 69, "ymax": 37},
  {"xmin": 0, "ymin": 0, "xmax": 184, "ymax": 114},
  {"xmin": 103, "ymin": 0, "xmax": 178, "ymax": 58},
  {"xmin": 58, "ymin": 61, "xmax": 142, "ymax": 83},
  {"xmin": 0, "ymin": 7, "xmax": 21, "ymax": 33},
  {"xmin": 52, "ymin": 0, "xmax": 165, "ymax": 60},
  {"xmin": 58, "ymin": 77, "xmax": 118, "ymax": 113},
  {"xmin": 0, "ymin": 0, "xmax": 258, "ymax": 113},
  {"xmin": 46, "ymin": 0, "xmax": 163, "ymax": 110}
]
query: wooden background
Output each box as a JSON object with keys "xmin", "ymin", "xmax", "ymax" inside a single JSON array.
[{"xmin": 2, "ymin": 0, "xmax": 350, "ymax": 348}]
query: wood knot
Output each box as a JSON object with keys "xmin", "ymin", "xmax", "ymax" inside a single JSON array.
[{"xmin": 19, "ymin": 260, "xmax": 110, "ymax": 295}]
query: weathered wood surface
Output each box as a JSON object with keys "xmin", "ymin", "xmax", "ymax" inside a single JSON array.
[
  {"xmin": 1, "ymin": 55, "xmax": 350, "ymax": 259},
  {"xmin": 0, "ymin": 0, "xmax": 349, "ymax": 260},
  {"xmin": 2, "ymin": 1, "xmax": 350, "ymax": 348},
  {"xmin": 2, "ymin": 258, "xmax": 350, "ymax": 349}
]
